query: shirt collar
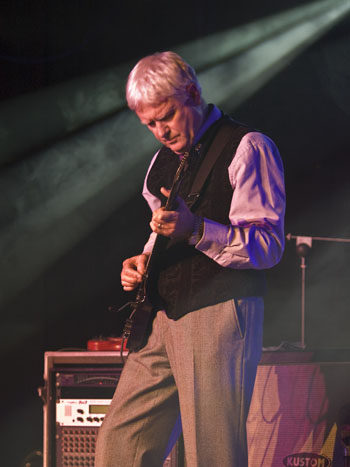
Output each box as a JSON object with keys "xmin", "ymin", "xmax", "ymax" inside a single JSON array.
[{"xmin": 194, "ymin": 104, "xmax": 222, "ymax": 146}]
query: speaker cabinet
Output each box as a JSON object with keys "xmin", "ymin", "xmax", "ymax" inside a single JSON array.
[
  {"xmin": 247, "ymin": 354, "xmax": 350, "ymax": 467},
  {"xmin": 40, "ymin": 351, "xmax": 183, "ymax": 467}
]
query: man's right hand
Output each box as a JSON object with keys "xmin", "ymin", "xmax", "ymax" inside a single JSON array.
[{"xmin": 121, "ymin": 253, "xmax": 149, "ymax": 291}]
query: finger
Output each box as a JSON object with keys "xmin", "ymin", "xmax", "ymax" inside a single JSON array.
[
  {"xmin": 121, "ymin": 281, "xmax": 136, "ymax": 291},
  {"xmin": 160, "ymin": 187, "xmax": 184, "ymax": 213},
  {"xmin": 121, "ymin": 278, "xmax": 140, "ymax": 291},
  {"xmin": 121, "ymin": 274, "xmax": 137, "ymax": 291},
  {"xmin": 136, "ymin": 254, "xmax": 149, "ymax": 275},
  {"xmin": 150, "ymin": 218, "xmax": 175, "ymax": 236},
  {"xmin": 152, "ymin": 206, "xmax": 166, "ymax": 222},
  {"xmin": 160, "ymin": 187, "xmax": 171, "ymax": 198},
  {"xmin": 121, "ymin": 268, "xmax": 144, "ymax": 290},
  {"xmin": 121, "ymin": 271, "xmax": 142, "ymax": 288},
  {"xmin": 121, "ymin": 258, "xmax": 143, "ymax": 282},
  {"xmin": 150, "ymin": 219, "xmax": 166, "ymax": 233}
]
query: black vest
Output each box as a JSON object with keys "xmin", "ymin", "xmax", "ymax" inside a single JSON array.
[{"xmin": 146, "ymin": 115, "xmax": 266, "ymax": 319}]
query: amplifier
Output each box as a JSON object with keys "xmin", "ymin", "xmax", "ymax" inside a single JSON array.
[
  {"xmin": 56, "ymin": 398, "xmax": 112, "ymax": 427},
  {"xmin": 40, "ymin": 351, "xmax": 183, "ymax": 467}
]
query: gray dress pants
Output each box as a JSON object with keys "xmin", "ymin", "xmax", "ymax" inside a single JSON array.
[{"xmin": 95, "ymin": 297, "xmax": 263, "ymax": 467}]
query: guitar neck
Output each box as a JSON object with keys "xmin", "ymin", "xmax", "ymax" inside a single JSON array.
[
  {"xmin": 123, "ymin": 149, "xmax": 199, "ymax": 351},
  {"xmin": 139, "ymin": 151, "xmax": 191, "ymax": 298},
  {"xmin": 164, "ymin": 151, "xmax": 190, "ymax": 209}
]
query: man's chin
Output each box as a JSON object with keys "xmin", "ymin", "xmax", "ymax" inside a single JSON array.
[{"xmin": 168, "ymin": 141, "xmax": 188, "ymax": 155}]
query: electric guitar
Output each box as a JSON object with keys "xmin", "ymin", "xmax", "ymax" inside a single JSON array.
[{"xmin": 121, "ymin": 150, "xmax": 192, "ymax": 352}]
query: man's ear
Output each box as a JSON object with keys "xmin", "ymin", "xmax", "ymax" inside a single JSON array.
[{"xmin": 186, "ymin": 83, "xmax": 201, "ymax": 105}]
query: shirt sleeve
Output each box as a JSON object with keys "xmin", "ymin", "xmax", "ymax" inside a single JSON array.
[
  {"xmin": 195, "ymin": 132, "xmax": 285, "ymax": 269},
  {"xmin": 142, "ymin": 231, "xmax": 157, "ymax": 255},
  {"xmin": 141, "ymin": 150, "xmax": 160, "ymax": 255}
]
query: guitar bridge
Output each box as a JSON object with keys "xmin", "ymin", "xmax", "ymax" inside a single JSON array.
[{"xmin": 122, "ymin": 318, "xmax": 133, "ymax": 339}]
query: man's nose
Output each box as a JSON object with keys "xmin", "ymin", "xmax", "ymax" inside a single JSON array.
[{"xmin": 156, "ymin": 122, "xmax": 170, "ymax": 139}]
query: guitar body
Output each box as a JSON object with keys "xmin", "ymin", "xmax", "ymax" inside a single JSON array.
[{"xmin": 124, "ymin": 297, "xmax": 155, "ymax": 352}]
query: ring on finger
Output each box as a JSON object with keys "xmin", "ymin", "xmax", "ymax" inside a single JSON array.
[{"xmin": 158, "ymin": 223, "xmax": 162, "ymax": 228}]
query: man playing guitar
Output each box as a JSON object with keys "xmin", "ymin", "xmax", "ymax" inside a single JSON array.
[{"xmin": 95, "ymin": 51, "xmax": 285, "ymax": 467}]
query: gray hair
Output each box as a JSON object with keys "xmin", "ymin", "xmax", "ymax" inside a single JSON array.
[{"xmin": 126, "ymin": 51, "xmax": 201, "ymax": 111}]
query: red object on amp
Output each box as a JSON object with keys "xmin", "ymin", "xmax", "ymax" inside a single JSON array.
[{"xmin": 87, "ymin": 336, "xmax": 129, "ymax": 351}]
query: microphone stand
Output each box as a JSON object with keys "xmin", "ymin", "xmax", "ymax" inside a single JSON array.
[
  {"xmin": 286, "ymin": 233, "xmax": 350, "ymax": 350},
  {"xmin": 342, "ymin": 427, "xmax": 350, "ymax": 467}
]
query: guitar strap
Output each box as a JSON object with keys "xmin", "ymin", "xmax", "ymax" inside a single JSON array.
[{"xmin": 186, "ymin": 119, "xmax": 241, "ymax": 209}]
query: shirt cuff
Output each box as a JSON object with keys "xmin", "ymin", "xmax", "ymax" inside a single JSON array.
[
  {"xmin": 188, "ymin": 215, "xmax": 204, "ymax": 246},
  {"xmin": 195, "ymin": 218, "xmax": 233, "ymax": 261}
]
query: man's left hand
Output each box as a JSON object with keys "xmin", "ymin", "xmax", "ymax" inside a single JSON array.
[{"xmin": 150, "ymin": 187, "xmax": 195, "ymax": 240}]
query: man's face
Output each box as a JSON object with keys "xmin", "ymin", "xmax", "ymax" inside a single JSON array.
[{"xmin": 135, "ymin": 91, "xmax": 204, "ymax": 155}]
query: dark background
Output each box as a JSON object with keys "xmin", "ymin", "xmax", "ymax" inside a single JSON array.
[{"xmin": 0, "ymin": 1, "xmax": 350, "ymax": 465}]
